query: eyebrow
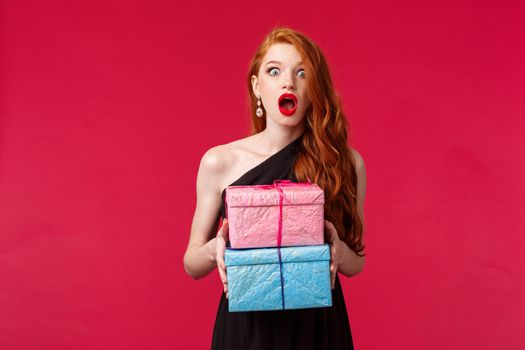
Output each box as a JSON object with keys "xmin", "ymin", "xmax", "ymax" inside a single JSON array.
[{"xmin": 265, "ymin": 60, "xmax": 304, "ymax": 66}]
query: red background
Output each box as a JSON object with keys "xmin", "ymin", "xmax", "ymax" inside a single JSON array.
[{"xmin": 1, "ymin": 1, "xmax": 524, "ymax": 349}]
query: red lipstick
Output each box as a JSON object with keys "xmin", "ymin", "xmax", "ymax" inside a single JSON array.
[{"xmin": 278, "ymin": 93, "xmax": 298, "ymax": 116}]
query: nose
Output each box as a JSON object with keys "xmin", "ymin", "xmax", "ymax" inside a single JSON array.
[{"xmin": 282, "ymin": 72, "xmax": 295, "ymax": 91}]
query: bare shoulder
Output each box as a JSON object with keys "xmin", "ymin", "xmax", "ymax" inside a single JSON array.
[
  {"xmin": 200, "ymin": 135, "xmax": 258, "ymax": 171},
  {"xmin": 197, "ymin": 144, "xmax": 234, "ymax": 195},
  {"xmin": 349, "ymin": 147, "xmax": 367, "ymax": 210},
  {"xmin": 349, "ymin": 147, "xmax": 366, "ymax": 174},
  {"xmin": 198, "ymin": 135, "xmax": 260, "ymax": 191},
  {"xmin": 200, "ymin": 144, "xmax": 233, "ymax": 175}
]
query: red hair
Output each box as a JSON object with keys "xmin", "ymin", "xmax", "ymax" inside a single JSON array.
[{"xmin": 246, "ymin": 27, "xmax": 365, "ymax": 256}]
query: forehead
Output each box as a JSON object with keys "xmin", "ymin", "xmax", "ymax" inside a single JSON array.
[{"xmin": 262, "ymin": 43, "xmax": 303, "ymax": 65}]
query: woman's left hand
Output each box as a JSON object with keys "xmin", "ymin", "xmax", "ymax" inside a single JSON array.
[{"xmin": 324, "ymin": 219, "xmax": 342, "ymax": 289}]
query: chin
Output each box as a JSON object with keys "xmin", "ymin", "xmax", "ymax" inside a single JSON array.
[
  {"xmin": 266, "ymin": 110, "xmax": 306, "ymax": 126},
  {"xmin": 277, "ymin": 116, "xmax": 305, "ymax": 127}
]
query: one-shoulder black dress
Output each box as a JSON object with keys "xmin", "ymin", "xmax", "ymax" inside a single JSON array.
[{"xmin": 211, "ymin": 134, "xmax": 354, "ymax": 350}]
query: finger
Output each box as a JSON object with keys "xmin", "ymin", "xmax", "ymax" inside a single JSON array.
[
  {"xmin": 328, "ymin": 243, "xmax": 336, "ymax": 289},
  {"xmin": 216, "ymin": 247, "xmax": 226, "ymax": 268},
  {"xmin": 216, "ymin": 237, "xmax": 226, "ymax": 257},
  {"xmin": 328, "ymin": 225, "xmax": 337, "ymax": 241},
  {"xmin": 223, "ymin": 277, "xmax": 228, "ymax": 298},
  {"xmin": 324, "ymin": 219, "xmax": 336, "ymax": 230},
  {"xmin": 218, "ymin": 264, "xmax": 227, "ymax": 285},
  {"xmin": 325, "ymin": 220, "xmax": 336, "ymax": 231},
  {"xmin": 216, "ymin": 248, "xmax": 228, "ymax": 283},
  {"xmin": 332, "ymin": 265, "xmax": 337, "ymax": 289},
  {"xmin": 216, "ymin": 254, "xmax": 226, "ymax": 274},
  {"xmin": 330, "ymin": 244, "xmax": 337, "ymax": 265},
  {"xmin": 220, "ymin": 219, "xmax": 229, "ymax": 237},
  {"xmin": 324, "ymin": 220, "xmax": 337, "ymax": 242},
  {"xmin": 331, "ymin": 246, "xmax": 338, "ymax": 265},
  {"xmin": 330, "ymin": 263, "xmax": 336, "ymax": 289},
  {"xmin": 217, "ymin": 251, "xmax": 228, "ymax": 278},
  {"xmin": 216, "ymin": 234, "xmax": 227, "ymax": 269},
  {"xmin": 218, "ymin": 266, "xmax": 227, "ymax": 283}
]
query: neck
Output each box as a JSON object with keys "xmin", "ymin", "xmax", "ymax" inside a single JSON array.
[{"xmin": 256, "ymin": 121, "xmax": 304, "ymax": 154}]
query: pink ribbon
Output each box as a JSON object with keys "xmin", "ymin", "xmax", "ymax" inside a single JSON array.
[{"xmin": 226, "ymin": 178, "xmax": 313, "ymax": 247}]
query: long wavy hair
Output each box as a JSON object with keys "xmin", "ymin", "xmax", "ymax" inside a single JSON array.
[{"xmin": 246, "ymin": 27, "xmax": 365, "ymax": 256}]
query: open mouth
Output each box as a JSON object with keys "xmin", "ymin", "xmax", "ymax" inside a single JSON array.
[{"xmin": 278, "ymin": 93, "xmax": 298, "ymax": 116}]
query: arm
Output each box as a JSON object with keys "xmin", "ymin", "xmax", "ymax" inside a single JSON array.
[
  {"xmin": 183, "ymin": 147, "xmax": 226, "ymax": 280},
  {"xmin": 338, "ymin": 148, "xmax": 367, "ymax": 277},
  {"xmin": 325, "ymin": 148, "xmax": 367, "ymax": 283}
]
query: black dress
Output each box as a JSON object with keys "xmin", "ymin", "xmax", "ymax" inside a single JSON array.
[{"xmin": 211, "ymin": 134, "xmax": 354, "ymax": 350}]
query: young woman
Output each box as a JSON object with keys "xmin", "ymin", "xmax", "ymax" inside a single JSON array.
[{"xmin": 183, "ymin": 27, "xmax": 367, "ymax": 349}]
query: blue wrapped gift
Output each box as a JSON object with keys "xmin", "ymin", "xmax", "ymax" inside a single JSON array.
[{"xmin": 225, "ymin": 244, "xmax": 332, "ymax": 312}]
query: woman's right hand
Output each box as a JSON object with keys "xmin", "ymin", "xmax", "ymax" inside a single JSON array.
[{"xmin": 216, "ymin": 218, "xmax": 229, "ymax": 298}]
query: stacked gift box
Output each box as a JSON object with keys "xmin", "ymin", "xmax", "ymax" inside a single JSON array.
[{"xmin": 224, "ymin": 180, "xmax": 332, "ymax": 312}]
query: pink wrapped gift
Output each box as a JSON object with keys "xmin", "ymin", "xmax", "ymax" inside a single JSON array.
[{"xmin": 225, "ymin": 180, "xmax": 325, "ymax": 249}]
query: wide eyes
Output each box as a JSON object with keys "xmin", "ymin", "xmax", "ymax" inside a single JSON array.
[
  {"xmin": 269, "ymin": 68, "xmax": 280, "ymax": 76},
  {"xmin": 267, "ymin": 67, "xmax": 306, "ymax": 78}
]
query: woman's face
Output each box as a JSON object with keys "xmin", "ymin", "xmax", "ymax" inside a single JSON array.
[{"xmin": 251, "ymin": 43, "xmax": 311, "ymax": 127}]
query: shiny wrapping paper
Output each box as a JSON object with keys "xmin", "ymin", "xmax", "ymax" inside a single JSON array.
[
  {"xmin": 225, "ymin": 182, "xmax": 325, "ymax": 249},
  {"xmin": 225, "ymin": 244, "xmax": 332, "ymax": 312}
]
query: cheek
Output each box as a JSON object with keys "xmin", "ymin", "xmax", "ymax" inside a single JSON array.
[
  {"xmin": 262, "ymin": 80, "xmax": 279, "ymax": 93},
  {"xmin": 258, "ymin": 80, "xmax": 270, "ymax": 98},
  {"xmin": 259, "ymin": 81, "xmax": 278, "ymax": 103},
  {"xmin": 300, "ymin": 95, "xmax": 311, "ymax": 111}
]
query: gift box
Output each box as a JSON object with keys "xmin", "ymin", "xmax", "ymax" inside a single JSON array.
[
  {"xmin": 225, "ymin": 180, "xmax": 325, "ymax": 249},
  {"xmin": 225, "ymin": 244, "xmax": 332, "ymax": 312}
]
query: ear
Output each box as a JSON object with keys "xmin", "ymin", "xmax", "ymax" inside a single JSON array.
[{"xmin": 251, "ymin": 74, "xmax": 260, "ymax": 98}]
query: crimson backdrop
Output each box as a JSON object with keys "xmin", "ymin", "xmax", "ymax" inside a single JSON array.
[{"xmin": 1, "ymin": 0, "xmax": 524, "ymax": 349}]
